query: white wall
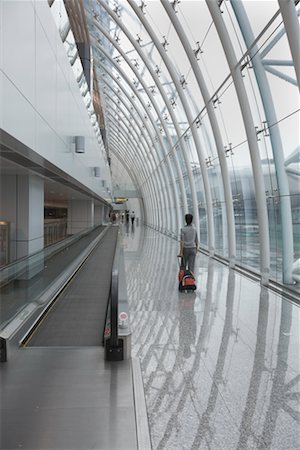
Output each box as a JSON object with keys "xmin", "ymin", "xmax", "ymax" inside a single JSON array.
[{"xmin": 0, "ymin": 0, "xmax": 111, "ymax": 199}]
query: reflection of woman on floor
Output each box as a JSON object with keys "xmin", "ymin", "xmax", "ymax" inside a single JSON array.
[{"xmin": 179, "ymin": 292, "xmax": 197, "ymax": 359}]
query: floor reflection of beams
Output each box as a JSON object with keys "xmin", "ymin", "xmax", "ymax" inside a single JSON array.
[
  {"xmin": 258, "ymin": 300, "xmax": 299, "ymax": 449},
  {"xmin": 191, "ymin": 269, "xmax": 236, "ymax": 449},
  {"xmin": 237, "ymin": 287, "xmax": 270, "ymax": 449},
  {"xmin": 123, "ymin": 227, "xmax": 300, "ymax": 450}
]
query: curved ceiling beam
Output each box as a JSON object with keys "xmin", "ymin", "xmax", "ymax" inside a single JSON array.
[
  {"xmin": 103, "ymin": 82, "xmax": 167, "ymax": 186},
  {"xmin": 207, "ymin": 0, "xmax": 270, "ymax": 285},
  {"xmin": 89, "ymin": 19, "xmax": 187, "ymax": 223},
  {"xmin": 95, "ymin": 60, "xmax": 173, "ymax": 233},
  {"xmin": 107, "ymin": 107, "xmax": 148, "ymax": 177},
  {"xmin": 102, "ymin": 77, "xmax": 166, "ymax": 230},
  {"xmin": 109, "ymin": 135, "xmax": 156, "ymax": 227},
  {"xmin": 109, "ymin": 131, "xmax": 155, "ymax": 225},
  {"xmin": 107, "ymin": 111, "xmax": 154, "ymax": 189},
  {"xmin": 110, "ymin": 147, "xmax": 140, "ymax": 192},
  {"xmin": 94, "ymin": 44, "xmax": 177, "ymax": 233},
  {"xmin": 95, "ymin": 0, "xmax": 199, "ymax": 236},
  {"xmin": 105, "ymin": 92, "xmax": 163, "ymax": 223},
  {"xmin": 109, "ymin": 146, "xmax": 151, "ymax": 225},
  {"xmin": 107, "ymin": 109, "xmax": 160, "ymax": 228},
  {"xmin": 231, "ymin": 0, "xmax": 294, "ymax": 283},
  {"xmin": 128, "ymin": 0, "xmax": 214, "ymax": 254},
  {"xmin": 162, "ymin": 0, "xmax": 236, "ymax": 266},
  {"xmin": 278, "ymin": 0, "xmax": 300, "ymax": 89}
]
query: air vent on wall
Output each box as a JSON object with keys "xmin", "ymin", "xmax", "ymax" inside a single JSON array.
[{"xmin": 75, "ymin": 136, "xmax": 85, "ymax": 153}]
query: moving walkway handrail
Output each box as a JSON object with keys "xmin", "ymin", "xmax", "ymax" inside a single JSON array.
[
  {"xmin": 0, "ymin": 225, "xmax": 103, "ymax": 288},
  {"xmin": 105, "ymin": 227, "xmax": 124, "ymax": 361},
  {"xmin": 110, "ymin": 233, "xmax": 120, "ymax": 347}
]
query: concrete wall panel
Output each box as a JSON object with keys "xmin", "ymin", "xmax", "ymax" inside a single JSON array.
[{"xmin": 1, "ymin": 1, "xmax": 110, "ymax": 201}]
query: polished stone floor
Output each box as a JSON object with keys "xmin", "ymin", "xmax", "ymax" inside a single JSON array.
[{"xmin": 122, "ymin": 224, "xmax": 300, "ymax": 450}]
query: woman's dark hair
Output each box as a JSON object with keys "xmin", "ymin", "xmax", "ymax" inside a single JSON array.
[{"xmin": 185, "ymin": 213, "xmax": 193, "ymax": 225}]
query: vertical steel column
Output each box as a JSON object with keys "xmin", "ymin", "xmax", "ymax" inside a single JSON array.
[
  {"xmin": 128, "ymin": 0, "xmax": 215, "ymax": 254},
  {"xmin": 231, "ymin": 0, "xmax": 294, "ymax": 284},
  {"xmin": 162, "ymin": 0, "xmax": 236, "ymax": 267},
  {"xmin": 278, "ymin": 0, "xmax": 300, "ymax": 89},
  {"xmin": 207, "ymin": 0, "xmax": 270, "ymax": 285}
]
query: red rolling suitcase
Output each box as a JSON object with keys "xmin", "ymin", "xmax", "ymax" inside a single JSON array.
[{"xmin": 178, "ymin": 258, "xmax": 196, "ymax": 291}]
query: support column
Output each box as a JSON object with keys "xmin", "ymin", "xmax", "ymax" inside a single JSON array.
[
  {"xmin": 16, "ymin": 175, "xmax": 44, "ymax": 259},
  {"xmin": 94, "ymin": 203, "xmax": 104, "ymax": 226},
  {"xmin": 67, "ymin": 198, "xmax": 94, "ymax": 235},
  {"xmin": 0, "ymin": 174, "xmax": 44, "ymax": 278}
]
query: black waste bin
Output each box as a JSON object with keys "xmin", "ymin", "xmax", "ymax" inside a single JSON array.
[{"xmin": 0, "ymin": 337, "xmax": 7, "ymax": 362}]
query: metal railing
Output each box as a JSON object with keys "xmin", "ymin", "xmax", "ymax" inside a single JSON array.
[
  {"xmin": 44, "ymin": 219, "xmax": 67, "ymax": 247},
  {"xmin": 105, "ymin": 230, "xmax": 124, "ymax": 361},
  {"xmin": 0, "ymin": 226, "xmax": 101, "ymax": 288}
]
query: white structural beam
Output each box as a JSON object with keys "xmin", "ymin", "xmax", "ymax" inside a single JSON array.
[
  {"xmin": 95, "ymin": 0, "xmax": 201, "ymax": 241},
  {"xmin": 207, "ymin": 0, "xmax": 270, "ymax": 285},
  {"xmin": 162, "ymin": 0, "xmax": 236, "ymax": 267},
  {"xmin": 278, "ymin": 0, "xmax": 300, "ymax": 89},
  {"xmin": 106, "ymin": 101, "xmax": 158, "ymax": 207},
  {"xmin": 94, "ymin": 45, "xmax": 175, "ymax": 234},
  {"xmin": 108, "ymin": 125, "xmax": 156, "ymax": 227},
  {"xmin": 89, "ymin": 19, "xmax": 186, "ymax": 232},
  {"xmin": 128, "ymin": 0, "xmax": 215, "ymax": 254},
  {"xmin": 95, "ymin": 64, "xmax": 171, "ymax": 235},
  {"xmin": 106, "ymin": 100, "xmax": 161, "ymax": 229},
  {"xmin": 109, "ymin": 133, "xmax": 154, "ymax": 224},
  {"xmin": 263, "ymin": 65, "xmax": 298, "ymax": 86},
  {"xmin": 102, "ymin": 75, "xmax": 166, "ymax": 231},
  {"xmin": 231, "ymin": 0, "xmax": 294, "ymax": 284}
]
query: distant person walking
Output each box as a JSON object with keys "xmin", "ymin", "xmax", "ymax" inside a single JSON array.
[
  {"xmin": 178, "ymin": 214, "xmax": 198, "ymax": 275},
  {"xmin": 111, "ymin": 212, "xmax": 116, "ymax": 223},
  {"xmin": 131, "ymin": 211, "xmax": 135, "ymax": 225}
]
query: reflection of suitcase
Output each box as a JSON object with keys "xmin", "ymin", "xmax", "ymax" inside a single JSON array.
[{"xmin": 178, "ymin": 258, "xmax": 197, "ymax": 291}]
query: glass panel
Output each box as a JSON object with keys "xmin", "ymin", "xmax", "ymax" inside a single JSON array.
[
  {"xmin": 213, "ymin": 80, "xmax": 247, "ymax": 148},
  {"xmin": 0, "ymin": 222, "xmax": 10, "ymax": 267},
  {"xmin": 198, "ymin": 114, "xmax": 227, "ymax": 256},
  {"xmin": 0, "ymin": 227, "xmax": 104, "ymax": 329},
  {"xmin": 228, "ymin": 142, "xmax": 259, "ymax": 272},
  {"xmin": 83, "ymin": 0, "xmax": 299, "ymax": 291},
  {"xmin": 178, "ymin": 0, "xmax": 230, "ymax": 93}
]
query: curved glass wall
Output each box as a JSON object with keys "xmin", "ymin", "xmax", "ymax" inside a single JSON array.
[{"xmin": 84, "ymin": 0, "xmax": 299, "ymax": 291}]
